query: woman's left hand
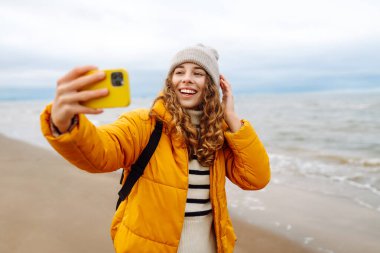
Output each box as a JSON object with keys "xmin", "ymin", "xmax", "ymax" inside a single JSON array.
[{"xmin": 220, "ymin": 75, "xmax": 242, "ymax": 132}]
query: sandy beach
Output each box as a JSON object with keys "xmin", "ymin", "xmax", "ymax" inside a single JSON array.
[{"xmin": 1, "ymin": 134, "xmax": 379, "ymax": 253}]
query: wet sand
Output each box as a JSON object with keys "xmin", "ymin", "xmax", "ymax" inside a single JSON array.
[{"xmin": 1, "ymin": 134, "xmax": 379, "ymax": 253}]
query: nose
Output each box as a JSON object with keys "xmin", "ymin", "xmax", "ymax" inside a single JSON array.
[{"xmin": 181, "ymin": 72, "xmax": 193, "ymax": 84}]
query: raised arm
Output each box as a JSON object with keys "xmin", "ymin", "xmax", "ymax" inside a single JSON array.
[
  {"xmin": 219, "ymin": 74, "xmax": 270, "ymax": 189},
  {"xmin": 40, "ymin": 66, "xmax": 148, "ymax": 173}
]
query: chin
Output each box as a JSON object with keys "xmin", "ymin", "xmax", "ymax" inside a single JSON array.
[{"xmin": 180, "ymin": 102, "xmax": 202, "ymax": 110}]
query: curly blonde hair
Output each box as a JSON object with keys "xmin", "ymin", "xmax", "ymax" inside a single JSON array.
[{"xmin": 150, "ymin": 73, "xmax": 225, "ymax": 167}]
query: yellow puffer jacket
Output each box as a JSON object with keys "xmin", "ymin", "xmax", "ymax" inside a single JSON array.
[{"xmin": 40, "ymin": 99, "xmax": 270, "ymax": 253}]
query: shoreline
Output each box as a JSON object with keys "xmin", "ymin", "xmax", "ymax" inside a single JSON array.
[{"xmin": 1, "ymin": 134, "xmax": 379, "ymax": 253}]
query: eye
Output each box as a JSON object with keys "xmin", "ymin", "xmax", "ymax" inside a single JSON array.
[
  {"xmin": 194, "ymin": 72, "xmax": 205, "ymax": 76},
  {"xmin": 174, "ymin": 69, "xmax": 184, "ymax": 75}
]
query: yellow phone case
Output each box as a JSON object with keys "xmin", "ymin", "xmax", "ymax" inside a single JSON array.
[{"xmin": 82, "ymin": 69, "xmax": 131, "ymax": 108}]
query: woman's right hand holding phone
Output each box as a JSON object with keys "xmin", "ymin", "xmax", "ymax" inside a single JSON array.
[{"xmin": 51, "ymin": 65, "xmax": 109, "ymax": 133}]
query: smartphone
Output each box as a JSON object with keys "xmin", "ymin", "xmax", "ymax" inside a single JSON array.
[{"xmin": 81, "ymin": 69, "xmax": 131, "ymax": 108}]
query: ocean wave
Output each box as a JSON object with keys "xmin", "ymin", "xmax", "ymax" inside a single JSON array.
[
  {"xmin": 313, "ymin": 154, "xmax": 380, "ymax": 169},
  {"xmin": 269, "ymin": 153, "xmax": 380, "ymax": 198},
  {"xmin": 359, "ymin": 158, "xmax": 380, "ymax": 168}
]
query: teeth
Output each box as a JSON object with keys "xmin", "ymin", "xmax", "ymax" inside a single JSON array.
[{"xmin": 180, "ymin": 89, "xmax": 196, "ymax": 94}]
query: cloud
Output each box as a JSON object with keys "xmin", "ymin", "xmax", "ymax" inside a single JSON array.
[{"xmin": 0, "ymin": 0, "xmax": 379, "ymax": 93}]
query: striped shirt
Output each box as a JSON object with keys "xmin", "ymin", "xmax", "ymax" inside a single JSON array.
[
  {"xmin": 185, "ymin": 157, "xmax": 212, "ymax": 217},
  {"xmin": 184, "ymin": 109, "xmax": 212, "ymax": 217},
  {"xmin": 178, "ymin": 109, "xmax": 216, "ymax": 253}
]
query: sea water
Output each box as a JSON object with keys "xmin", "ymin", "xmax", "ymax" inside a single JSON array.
[
  {"xmin": 0, "ymin": 88, "xmax": 379, "ymax": 212},
  {"xmin": 234, "ymin": 91, "xmax": 380, "ymax": 213}
]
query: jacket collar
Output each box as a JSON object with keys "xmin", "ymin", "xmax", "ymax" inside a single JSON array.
[{"xmin": 151, "ymin": 97, "xmax": 173, "ymax": 125}]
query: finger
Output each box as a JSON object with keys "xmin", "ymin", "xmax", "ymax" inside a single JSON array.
[
  {"xmin": 219, "ymin": 80, "xmax": 225, "ymax": 90},
  {"xmin": 220, "ymin": 79, "xmax": 231, "ymax": 94},
  {"xmin": 70, "ymin": 71, "xmax": 106, "ymax": 91},
  {"xmin": 60, "ymin": 88, "xmax": 109, "ymax": 104},
  {"xmin": 219, "ymin": 76, "xmax": 227, "ymax": 90},
  {"xmin": 220, "ymin": 74, "xmax": 229, "ymax": 84},
  {"xmin": 57, "ymin": 71, "xmax": 106, "ymax": 95},
  {"xmin": 57, "ymin": 65, "xmax": 98, "ymax": 85},
  {"xmin": 73, "ymin": 104, "xmax": 104, "ymax": 115},
  {"xmin": 220, "ymin": 77, "xmax": 230, "ymax": 87}
]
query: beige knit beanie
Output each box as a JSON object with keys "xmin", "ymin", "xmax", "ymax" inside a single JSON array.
[{"xmin": 168, "ymin": 44, "xmax": 220, "ymax": 86}]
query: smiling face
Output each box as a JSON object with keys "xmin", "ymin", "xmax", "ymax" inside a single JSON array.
[{"xmin": 171, "ymin": 62, "xmax": 207, "ymax": 110}]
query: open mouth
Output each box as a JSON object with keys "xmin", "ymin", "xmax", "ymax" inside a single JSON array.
[{"xmin": 179, "ymin": 88, "xmax": 197, "ymax": 95}]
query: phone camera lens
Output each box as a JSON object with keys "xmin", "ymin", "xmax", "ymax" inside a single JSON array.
[{"xmin": 111, "ymin": 72, "xmax": 123, "ymax": 87}]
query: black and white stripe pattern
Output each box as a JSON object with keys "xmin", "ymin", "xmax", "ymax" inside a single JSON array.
[
  {"xmin": 184, "ymin": 154, "xmax": 212, "ymax": 217},
  {"xmin": 178, "ymin": 110, "xmax": 216, "ymax": 252},
  {"xmin": 183, "ymin": 109, "xmax": 212, "ymax": 217}
]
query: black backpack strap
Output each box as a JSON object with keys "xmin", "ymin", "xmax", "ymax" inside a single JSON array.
[{"xmin": 116, "ymin": 120, "xmax": 163, "ymax": 210}]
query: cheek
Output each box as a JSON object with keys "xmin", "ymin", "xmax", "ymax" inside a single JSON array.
[
  {"xmin": 199, "ymin": 87, "xmax": 206, "ymax": 98},
  {"xmin": 199, "ymin": 76, "xmax": 207, "ymax": 84},
  {"xmin": 171, "ymin": 76, "xmax": 180, "ymax": 87},
  {"xmin": 198, "ymin": 79, "xmax": 207, "ymax": 93}
]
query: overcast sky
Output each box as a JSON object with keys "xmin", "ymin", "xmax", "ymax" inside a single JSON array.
[{"xmin": 1, "ymin": 0, "xmax": 379, "ymax": 95}]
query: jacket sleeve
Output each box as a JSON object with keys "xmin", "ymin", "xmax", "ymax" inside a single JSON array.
[
  {"xmin": 40, "ymin": 104, "xmax": 149, "ymax": 173},
  {"xmin": 224, "ymin": 119, "xmax": 271, "ymax": 190}
]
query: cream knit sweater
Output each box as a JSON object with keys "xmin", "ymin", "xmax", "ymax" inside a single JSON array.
[{"xmin": 177, "ymin": 110, "xmax": 217, "ymax": 253}]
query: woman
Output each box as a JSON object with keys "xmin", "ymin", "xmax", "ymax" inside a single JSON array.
[{"xmin": 40, "ymin": 44, "xmax": 270, "ymax": 253}]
